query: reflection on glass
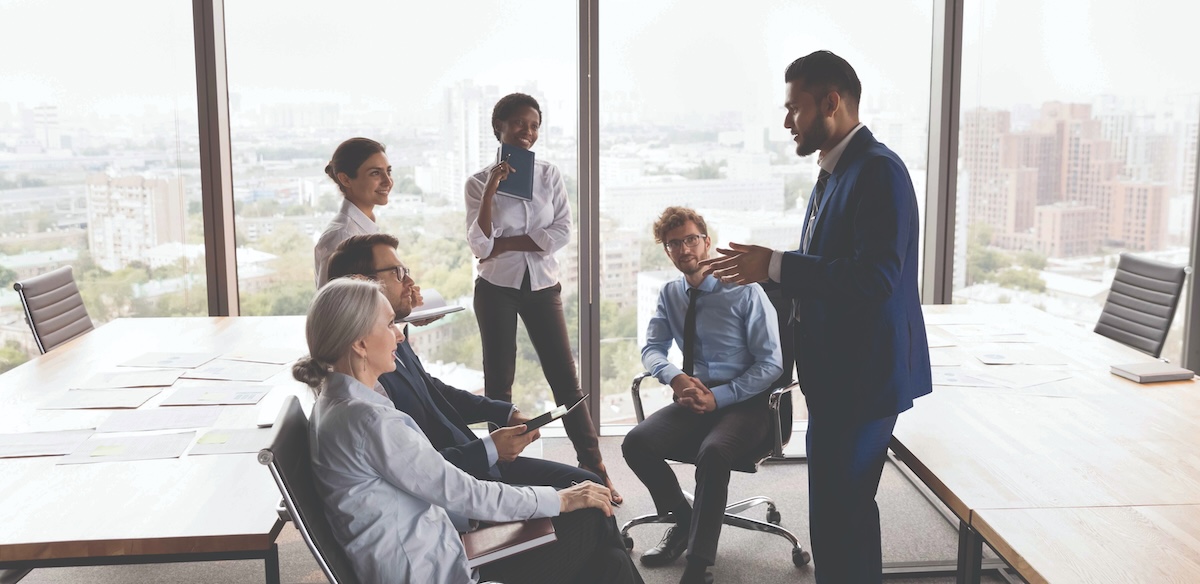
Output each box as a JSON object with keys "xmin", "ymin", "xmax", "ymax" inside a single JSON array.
[
  {"xmin": 597, "ymin": 0, "xmax": 934, "ymax": 424},
  {"xmin": 224, "ymin": 0, "xmax": 577, "ymax": 416},
  {"xmin": 0, "ymin": 1, "xmax": 204, "ymax": 373},
  {"xmin": 955, "ymin": 0, "xmax": 1200, "ymax": 362}
]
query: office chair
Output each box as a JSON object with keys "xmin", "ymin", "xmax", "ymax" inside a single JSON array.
[
  {"xmin": 13, "ymin": 265, "xmax": 94, "ymax": 354},
  {"xmin": 1094, "ymin": 253, "xmax": 1188, "ymax": 358},
  {"xmin": 620, "ymin": 283, "xmax": 811, "ymax": 568},
  {"xmin": 259, "ymin": 396, "xmax": 362, "ymax": 584}
]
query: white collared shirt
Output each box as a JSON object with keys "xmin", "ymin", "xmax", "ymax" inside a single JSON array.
[
  {"xmin": 769, "ymin": 123, "xmax": 866, "ymax": 281},
  {"xmin": 464, "ymin": 159, "xmax": 571, "ymax": 291},
  {"xmin": 314, "ymin": 198, "xmax": 379, "ymax": 287},
  {"xmin": 310, "ymin": 372, "xmax": 560, "ymax": 584}
]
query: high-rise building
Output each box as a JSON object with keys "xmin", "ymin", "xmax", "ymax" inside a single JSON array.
[
  {"xmin": 1109, "ymin": 181, "xmax": 1169, "ymax": 251},
  {"xmin": 600, "ymin": 177, "xmax": 783, "ymax": 231},
  {"xmin": 1034, "ymin": 202, "xmax": 1101, "ymax": 258},
  {"xmin": 86, "ymin": 174, "xmax": 185, "ymax": 272}
]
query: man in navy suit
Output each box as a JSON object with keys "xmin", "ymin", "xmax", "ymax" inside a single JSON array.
[
  {"xmin": 702, "ymin": 50, "xmax": 932, "ymax": 583},
  {"xmin": 326, "ymin": 233, "xmax": 600, "ymax": 489}
]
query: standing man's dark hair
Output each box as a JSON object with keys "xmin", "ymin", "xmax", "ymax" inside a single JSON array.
[{"xmin": 784, "ymin": 50, "xmax": 862, "ymax": 113}]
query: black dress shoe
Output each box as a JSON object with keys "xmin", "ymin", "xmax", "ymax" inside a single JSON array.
[{"xmin": 639, "ymin": 525, "xmax": 689, "ymax": 566}]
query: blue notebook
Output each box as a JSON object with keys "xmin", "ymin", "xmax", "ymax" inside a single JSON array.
[{"xmin": 496, "ymin": 143, "xmax": 535, "ymax": 201}]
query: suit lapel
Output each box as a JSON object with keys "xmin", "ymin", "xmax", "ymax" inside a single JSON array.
[{"xmin": 807, "ymin": 127, "xmax": 877, "ymax": 252}]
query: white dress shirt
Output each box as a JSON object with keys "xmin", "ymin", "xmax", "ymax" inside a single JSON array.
[
  {"xmin": 769, "ymin": 123, "xmax": 866, "ymax": 281},
  {"xmin": 314, "ymin": 198, "xmax": 378, "ymax": 287},
  {"xmin": 310, "ymin": 372, "xmax": 560, "ymax": 584},
  {"xmin": 464, "ymin": 159, "xmax": 571, "ymax": 291}
]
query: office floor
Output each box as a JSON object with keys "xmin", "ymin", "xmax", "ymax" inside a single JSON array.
[{"xmin": 16, "ymin": 436, "xmax": 1010, "ymax": 584}]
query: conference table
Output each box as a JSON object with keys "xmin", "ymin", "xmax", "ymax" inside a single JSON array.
[
  {"xmin": 0, "ymin": 316, "xmax": 309, "ymax": 583},
  {"xmin": 891, "ymin": 304, "xmax": 1200, "ymax": 583}
]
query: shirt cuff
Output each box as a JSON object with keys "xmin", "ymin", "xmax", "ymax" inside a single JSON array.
[
  {"xmin": 656, "ymin": 364, "xmax": 685, "ymax": 387},
  {"xmin": 769, "ymin": 250, "xmax": 784, "ymax": 283},
  {"xmin": 506, "ymin": 405, "xmax": 519, "ymax": 425},
  {"xmin": 709, "ymin": 384, "xmax": 735, "ymax": 410},
  {"xmin": 531, "ymin": 486, "xmax": 561, "ymax": 518},
  {"xmin": 482, "ymin": 436, "xmax": 499, "ymax": 468}
]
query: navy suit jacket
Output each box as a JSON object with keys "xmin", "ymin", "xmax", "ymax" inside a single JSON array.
[
  {"xmin": 377, "ymin": 340, "xmax": 513, "ymax": 479},
  {"xmin": 781, "ymin": 126, "xmax": 932, "ymax": 421}
]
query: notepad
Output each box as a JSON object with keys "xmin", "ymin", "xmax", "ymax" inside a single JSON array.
[
  {"xmin": 1110, "ymin": 362, "xmax": 1195, "ymax": 383},
  {"xmin": 462, "ymin": 517, "xmax": 556, "ymax": 568},
  {"xmin": 520, "ymin": 393, "xmax": 588, "ymax": 435},
  {"xmin": 399, "ymin": 289, "xmax": 465, "ymax": 323},
  {"xmin": 495, "ymin": 144, "xmax": 535, "ymax": 201}
]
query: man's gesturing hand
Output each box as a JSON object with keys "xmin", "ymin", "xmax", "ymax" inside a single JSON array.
[{"xmin": 698, "ymin": 242, "xmax": 773, "ymax": 285}]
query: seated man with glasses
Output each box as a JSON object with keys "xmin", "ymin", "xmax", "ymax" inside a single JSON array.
[
  {"xmin": 325, "ymin": 233, "xmax": 602, "ymax": 492},
  {"xmin": 622, "ymin": 207, "xmax": 782, "ymax": 584}
]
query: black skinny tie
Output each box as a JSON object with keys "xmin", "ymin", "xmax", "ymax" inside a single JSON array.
[{"xmin": 682, "ymin": 287, "xmax": 700, "ymax": 376}]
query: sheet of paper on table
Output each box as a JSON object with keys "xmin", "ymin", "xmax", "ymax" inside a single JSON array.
[
  {"xmin": 0, "ymin": 429, "xmax": 95, "ymax": 458},
  {"xmin": 58, "ymin": 431, "xmax": 196, "ymax": 465},
  {"xmin": 74, "ymin": 369, "xmax": 183, "ymax": 389},
  {"xmin": 160, "ymin": 385, "xmax": 271, "ymax": 406},
  {"xmin": 180, "ymin": 360, "xmax": 283, "ymax": 382},
  {"xmin": 37, "ymin": 388, "xmax": 163, "ymax": 410},
  {"xmin": 96, "ymin": 406, "xmax": 225, "ymax": 433},
  {"xmin": 119, "ymin": 352, "xmax": 221, "ymax": 369}
]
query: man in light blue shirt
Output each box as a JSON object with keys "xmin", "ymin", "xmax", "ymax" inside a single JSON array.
[{"xmin": 623, "ymin": 206, "xmax": 782, "ymax": 584}]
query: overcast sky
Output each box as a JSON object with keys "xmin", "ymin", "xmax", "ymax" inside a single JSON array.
[{"xmin": 2, "ymin": 0, "xmax": 1199, "ymax": 130}]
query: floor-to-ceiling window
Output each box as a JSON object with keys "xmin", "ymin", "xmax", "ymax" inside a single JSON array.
[
  {"xmin": 953, "ymin": 1, "xmax": 1200, "ymax": 363},
  {"xmin": 595, "ymin": 0, "xmax": 936, "ymax": 424},
  {"xmin": 0, "ymin": 0, "xmax": 205, "ymax": 373},
  {"xmin": 224, "ymin": 0, "xmax": 578, "ymax": 415}
]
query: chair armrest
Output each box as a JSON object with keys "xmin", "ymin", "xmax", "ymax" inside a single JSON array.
[
  {"xmin": 768, "ymin": 382, "xmax": 798, "ymax": 458},
  {"xmin": 631, "ymin": 372, "xmax": 652, "ymax": 423}
]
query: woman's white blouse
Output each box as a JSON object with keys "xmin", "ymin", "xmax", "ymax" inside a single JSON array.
[
  {"xmin": 310, "ymin": 372, "xmax": 560, "ymax": 584},
  {"xmin": 464, "ymin": 159, "xmax": 571, "ymax": 291},
  {"xmin": 313, "ymin": 198, "xmax": 378, "ymax": 287}
]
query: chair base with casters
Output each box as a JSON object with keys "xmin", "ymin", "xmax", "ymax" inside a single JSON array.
[{"xmin": 620, "ymin": 372, "xmax": 812, "ymax": 568}]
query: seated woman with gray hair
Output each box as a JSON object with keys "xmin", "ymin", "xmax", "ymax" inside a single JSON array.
[{"xmin": 294, "ymin": 278, "xmax": 643, "ymax": 584}]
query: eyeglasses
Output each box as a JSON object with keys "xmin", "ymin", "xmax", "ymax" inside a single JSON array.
[
  {"xmin": 371, "ymin": 265, "xmax": 411, "ymax": 282},
  {"xmin": 664, "ymin": 234, "xmax": 707, "ymax": 252}
]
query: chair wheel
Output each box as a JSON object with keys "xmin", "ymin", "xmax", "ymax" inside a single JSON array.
[
  {"xmin": 793, "ymin": 548, "xmax": 811, "ymax": 567},
  {"xmin": 767, "ymin": 510, "xmax": 781, "ymax": 525},
  {"xmin": 623, "ymin": 535, "xmax": 634, "ymax": 551}
]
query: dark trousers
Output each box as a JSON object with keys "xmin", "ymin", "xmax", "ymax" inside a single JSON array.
[
  {"xmin": 621, "ymin": 392, "xmax": 771, "ymax": 565},
  {"xmin": 475, "ymin": 276, "xmax": 602, "ymax": 469},
  {"xmin": 498, "ymin": 455, "xmax": 601, "ymax": 489},
  {"xmin": 480, "ymin": 508, "xmax": 645, "ymax": 584},
  {"xmin": 805, "ymin": 409, "xmax": 897, "ymax": 584}
]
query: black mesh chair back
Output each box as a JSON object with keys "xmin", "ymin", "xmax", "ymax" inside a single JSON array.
[
  {"xmin": 1095, "ymin": 253, "xmax": 1187, "ymax": 358},
  {"xmin": 258, "ymin": 396, "xmax": 361, "ymax": 584}
]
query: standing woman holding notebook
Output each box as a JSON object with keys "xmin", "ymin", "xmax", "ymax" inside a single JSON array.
[
  {"xmin": 465, "ymin": 93, "xmax": 621, "ymax": 504},
  {"xmin": 313, "ymin": 137, "xmax": 391, "ymax": 287}
]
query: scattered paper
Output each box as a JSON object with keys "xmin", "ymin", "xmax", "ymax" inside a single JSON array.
[
  {"xmin": 160, "ymin": 385, "xmax": 272, "ymax": 406},
  {"xmin": 37, "ymin": 388, "xmax": 162, "ymax": 410},
  {"xmin": 939, "ymin": 324, "xmax": 1029, "ymax": 342},
  {"xmin": 222, "ymin": 348, "xmax": 303, "ymax": 365},
  {"xmin": 181, "ymin": 360, "xmax": 283, "ymax": 382},
  {"xmin": 973, "ymin": 367, "xmax": 1073, "ymax": 389},
  {"xmin": 926, "ymin": 333, "xmax": 955, "ymax": 348},
  {"xmin": 929, "ymin": 348, "xmax": 961, "ymax": 367},
  {"xmin": 932, "ymin": 369, "xmax": 1001, "ymax": 387},
  {"xmin": 58, "ymin": 432, "xmax": 195, "ymax": 465},
  {"xmin": 96, "ymin": 406, "xmax": 225, "ymax": 433},
  {"xmin": 188, "ymin": 427, "xmax": 276, "ymax": 456},
  {"xmin": 74, "ymin": 369, "xmax": 183, "ymax": 389},
  {"xmin": 972, "ymin": 345, "xmax": 1070, "ymax": 366},
  {"xmin": 0, "ymin": 429, "xmax": 94, "ymax": 458},
  {"xmin": 119, "ymin": 352, "xmax": 220, "ymax": 369}
]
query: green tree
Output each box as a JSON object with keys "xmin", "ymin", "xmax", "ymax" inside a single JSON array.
[
  {"xmin": 1016, "ymin": 250, "xmax": 1047, "ymax": 271},
  {"xmin": 0, "ymin": 264, "xmax": 16, "ymax": 289},
  {"xmin": 995, "ymin": 268, "xmax": 1046, "ymax": 292},
  {"xmin": 0, "ymin": 340, "xmax": 30, "ymax": 374}
]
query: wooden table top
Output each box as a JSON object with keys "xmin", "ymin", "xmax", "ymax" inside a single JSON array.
[
  {"xmin": 0, "ymin": 316, "xmax": 310, "ymax": 562},
  {"xmin": 892, "ymin": 304, "xmax": 1200, "ymax": 517},
  {"xmin": 971, "ymin": 505, "xmax": 1200, "ymax": 584}
]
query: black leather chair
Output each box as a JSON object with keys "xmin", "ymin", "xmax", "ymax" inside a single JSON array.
[
  {"xmin": 1095, "ymin": 253, "xmax": 1188, "ymax": 358},
  {"xmin": 620, "ymin": 283, "xmax": 811, "ymax": 568},
  {"xmin": 259, "ymin": 396, "xmax": 361, "ymax": 584},
  {"xmin": 13, "ymin": 265, "xmax": 94, "ymax": 354}
]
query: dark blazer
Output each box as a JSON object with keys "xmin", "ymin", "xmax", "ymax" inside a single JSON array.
[
  {"xmin": 780, "ymin": 126, "xmax": 932, "ymax": 421},
  {"xmin": 378, "ymin": 340, "xmax": 513, "ymax": 478}
]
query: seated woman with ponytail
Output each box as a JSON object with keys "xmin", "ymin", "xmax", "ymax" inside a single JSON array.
[{"xmin": 295, "ymin": 278, "xmax": 643, "ymax": 584}]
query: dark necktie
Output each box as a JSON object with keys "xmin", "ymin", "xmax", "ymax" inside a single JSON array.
[
  {"xmin": 802, "ymin": 169, "xmax": 832, "ymax": 254},
  {"xmin": 682, "ymin": 287, "xmax": 700, "ymax": 376}
]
